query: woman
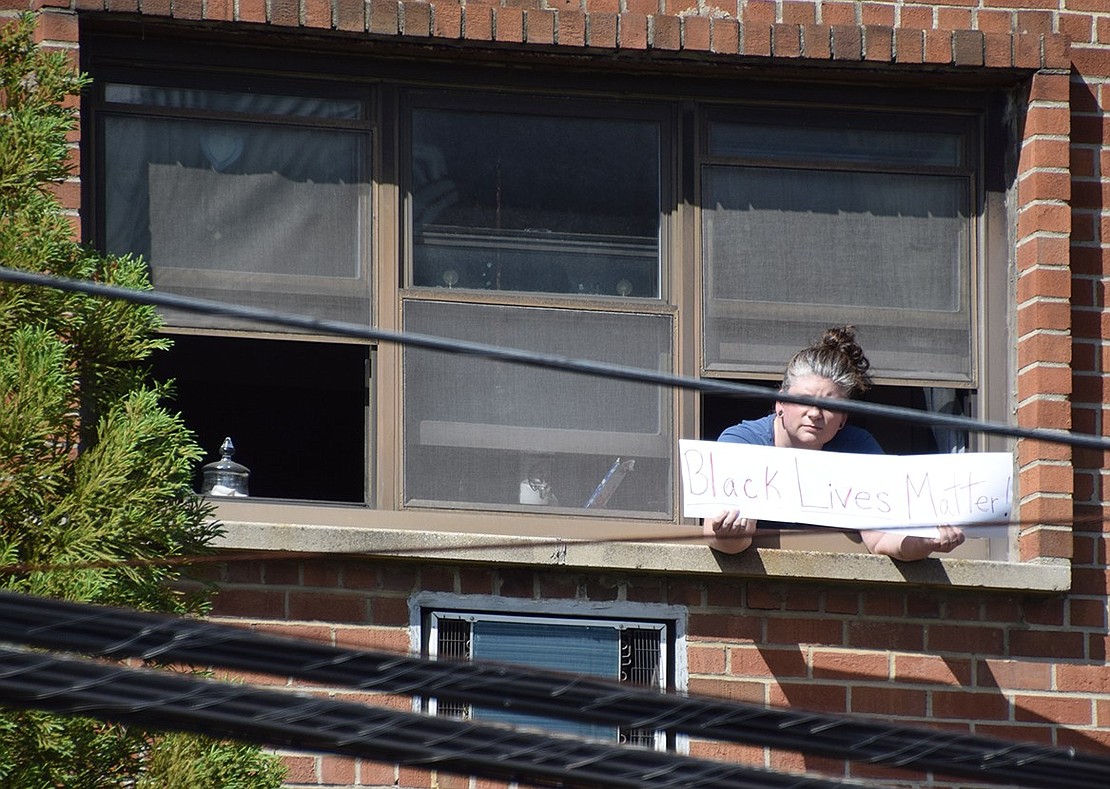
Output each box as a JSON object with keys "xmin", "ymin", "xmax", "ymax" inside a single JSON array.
[{"xmin": 704, "ymin": 326, "xmax": 965, "ymax": 561}]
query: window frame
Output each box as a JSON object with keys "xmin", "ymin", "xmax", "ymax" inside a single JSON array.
[
  {"xmin": 82, "ymin": 24, "xmax": 1016, "ymax": 561},
  {"xmin": 418, "ymin": 601, "xmax": 680, "ymax": 750},
  {"xmin": 697, "ymin": 102, "xmax": 983, "ymax": 389},
  {"xmin": 91, "ymin": 71, "xmax": 378, "ymax": 333}
]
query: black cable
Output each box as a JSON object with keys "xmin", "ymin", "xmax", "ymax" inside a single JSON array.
[
  {"xmin": 3, "ymin": 591, "xmax": 1108, "ymax": 789},
  {"xmin": 0, "ymin": 644, "xmax": 867, "ymax": 789},
  {"xmin": 1, "ymin": 266, "xmax": 1107, "ymax": 451}
]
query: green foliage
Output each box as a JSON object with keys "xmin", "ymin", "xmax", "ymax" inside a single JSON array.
[{"xmin": 0, "ymin": 13, "xmax": 285, "ymax": 787}]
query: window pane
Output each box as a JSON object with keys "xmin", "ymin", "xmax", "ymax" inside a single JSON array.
[
  {"xmin": 471, "ymin": 620, "xmax": 618, "ymax": 740},
  {"xmin": 709, "ymin": 123, "xmax": 963, "ymax": 167},
  {"xmin": 103, "ymin": 90, "xmax": 370, "ymax": 329},
  {"xmin": 410, "ymin": 108, "xmax": 660, "ymax": 297},
  {"xmin": 404, "ymin": 301, "xmax": 672, "ymax": 514},
  {"xmin": 105, "ymin": 83, "xmax": 361, "ymax": 119},
  {"xmin": 702, "ymin": 165, "xmax": 972, "ymax": 382}
]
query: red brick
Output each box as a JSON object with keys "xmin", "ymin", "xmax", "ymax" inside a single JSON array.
[
  {"xmin": 1017, "ymin": 203, "xmax": 1071, "ymax": 238},
  {"xmin": 682, "ymin": 14, "xmax": 709, "ymax": 51},
  {"xmin": 589, "ymin": 11, "xmax": 618, "ymax": 47},
  {"xmin": 464, "ymin": 3, "xmax": 493, "ymax": 39},
  {"xmin": 289, "ymin": 591, "xmax": 368, "ymax": 623},
  {"xmin": 852, "ymin": 685, "xmax": 927, "ymax": 717},
  {"xmin": 618, "ymin": 11, "xmax": 648, "ymax": 48},
  {"xmin": 977, "ymin": 658, "xmax": 1052, "ymax": 690},
  {"xmin": 652, "ymin": 13, "xmax": 680, "ymax": 50},
  {"xmin": 936, "ymin": 7, "xmax": 972, "ymax": 30},
  {"xmin": 337, "ymin": 0, "xmax": 365, "ymax": 30},
  {"xmin": 924, "ymin": 29, "xmax": 953, "ymax": 63},
  {"xmin": 1015, "ymin": 694, "xmax": 1094, "ymax": 725},
  {"xmin": 1016, "ymin": 236, "xmax": 1071, "ymax": 271},
  {"xmin": 810, "ymin": 649, "xmax": 888, "ymax": 680},
  {"xmin": 1011, "ymin": 628, "xmax": 1086, "ymax": 660},
  {"xmin": 333, "ymin": 625, "xmax": 410, "ymax": 653},
  {"xmin": 1017, "ymin": 363, "xmax": 1073, "ymax": 397},
  {"xmin": 765, "ymin": 616, "xmax": 843, "ymax": 647},
  {"xmin": 688, "ymin": 644, "xmax": 727, "ymax": 674},
  {"xmin": 689, "ymin": 677, "xmax": 767, "ymax": 703},
  {"xmin": 1042, "ymin": 33, "xmax": 1069, "ymax": 69},
  {"xmin": 803, "ymin": 23, "xmax": 830, "ymax": 58},
  {"xmin": 1017, "ymin": 331, "xmax": 1072, "ymax": 367},
  {"xmin": 895, "ymin": 654, "xmax": 973, "ymax": 685},
  {"xmin": 899, "ymin": 6, "xmax": 931, "ymax": 28},
  {"xmin": 743, "ymin": 22, "xmax": 772, "ymax": 56},
  {"xmin": 710, "ymin": 16, "xmax": 738, "ymax": 53},
  {"xmin": 371, "ymin": 595, "xmax": 410, "ymax": 625},
  {"xmin": 1057, "ymin": 663, "xmax": 1110, "ymax": 694},
  {"xmin": 432, "ymin": 1, "xmax": 461, "ymax": 36},
  {"xmin": 894, "ymin": 27, "xmax": 923, "ymax": 63},
  {"xmin": 983, "ymin": 32, "xmax": 1012, "ymax": 67},
  {"xmin": 830, "ymin": 24, "xmax": 861, "ymax": 60},
  {"xmin": 624, "ymin": 0, "xmax": 657, "ymax": 13},
  {"xmin": 927, "ymin": 624, "xmax": 1005, "ymax": 655},
  {"xmin": 932, "ymin": 690, "xmax": 1012, "ymax": 721},
  {"xmin": 688, "ymin": 612, "xmax": 762, "ymax": 640},
  {"xmin": 495, "ymin": 6, "xmax": 523, "ymax": 41},
  {"xmin": 370, "ymin": 0, "xmax": 400, "ymax": 33},
  {"xmin": 772, "ymin": 22, "xmax": 801, "ymax": 57},
  {"xmin": 731, "ymin": 645, "xmax": 809, "ymax": 677},
  {"xmin": 781, "ymin": 0, "xmax": 814, "ymax": 24},
  {"xmin": 1013, "ymin": 32, "xmax": 1042, "ymax": 67},
  {"xmin": 1018, "ymin": 523, "xmax": 1073, "ymax": 560},
  {"xmin": 862, "ymin": 24, "xmax": 892, "ymax": 61},
  {"xmin": 860, "ymin": 2, "xmax": 894, "ymax": 26},
  {"xmin": 952, "ymin": 28, "xmax": 984, "ymax": 66},
  {"xmin": 270, "ymin": 0, "xmax": 298, "ymax": 26},
  {"xmin": 1058, "ymin": 11, "xmax": 1094, "ymax": 44},
  {"xmin": 771, "ymin": 681, "xmax": 847, "ymax": 713},
  {"xmin": 402, "ymin": 0, "xmax": 432, "ymax": 35},
  {"xmin": 212, "ymin": 589, "xmax": 285, "ymax": 618},
  {"xmin": 743, "ymin": 0, "xmax": 775, "ymax": 24},
  {"xmin": 846, "ymin": 621, "xmax": 924, "ymax": 651},
  {"xmin": 1071, "ymin": 598, "xmax": 1108, "ymax": 628},
  {"xmin": 1014, "ymin": 8, "xmax": 1052, "ymax": 33},
  {"xmin": 977, "ymin": 9, "xmax": 1013, "ymax": 33},
  {"xmin": 209, "ymin": 0, "xmax": 239, "ymax": 20}
]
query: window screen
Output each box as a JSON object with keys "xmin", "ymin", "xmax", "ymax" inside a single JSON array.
[
  {"xmin": 702, "ymin": 110, "xmax": 976, "ymax": 385},
  {"xmin": 102, "ymin": 84, "xmax": 372, "ymax": 329},
  {"xmin": 403, "ymin": 300, "xmax": 672, "ymax": 514},
  {"xmin": 410, "ymin": 102, "xmax": 661, "ymax": 298}
]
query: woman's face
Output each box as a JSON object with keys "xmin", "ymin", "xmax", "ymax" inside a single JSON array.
[{"xmin": 774, "ymin": 374, "xmax": 849, "ymax": 450}]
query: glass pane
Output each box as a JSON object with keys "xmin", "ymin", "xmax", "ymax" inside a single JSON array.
[
  {"xmin": 104, "ymin": 105, "xmax": 370, "ymax": 328},
  {"xmin": 410, "ymin": 108, "xmax": 660, "ymax": 297},
  {"xmin": 709, "ymin": 121, "xmax": 963, "ymax": 167},
  {"xmin": 471, "ymin": 620, "xmax": 618, "ymax": 740},
  {"xmin": 702, "ymin": 165, "xmax": 972, "ymax": 382},
  {"xmin": 404, "ymin": 301, "xmax": 672, "ymax": 514},
  {"xmin": 105, "ymin": 83, "xmax": 361, "ymax": 119}
]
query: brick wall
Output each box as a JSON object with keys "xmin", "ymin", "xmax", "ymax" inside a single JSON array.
[
  {"xmin": 199, "ymin": 556, "xmax": 1110, "ymax": 787},
  {"xmin": 6, "ymin": 0, "xmax": 1110, "ymax": 786}
]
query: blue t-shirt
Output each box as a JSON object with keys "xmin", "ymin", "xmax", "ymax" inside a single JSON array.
[
  {"xmin": 718, "ymin": 413, "xmax": 884, "ymax": 454},
  {"xmin": 716, "ymin": 413, "xmax": 883, "ymax": 531}
]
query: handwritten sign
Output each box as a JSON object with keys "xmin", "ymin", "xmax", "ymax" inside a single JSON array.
[{"xmin": 680, "ymin": 440, "xmax": 1013, "ymax": 536}]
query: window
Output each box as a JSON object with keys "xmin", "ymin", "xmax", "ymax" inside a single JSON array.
[
  {"xmin": 701, "ymin": 107, "xmax": 976, "ymax": 385},
  {"xmin": 424, "ymin": 609, "xmax": 673, "ymax": 747},
  {"xmin": 86, "ymin": 30, "xmax": 1009, "ymax": 545}
]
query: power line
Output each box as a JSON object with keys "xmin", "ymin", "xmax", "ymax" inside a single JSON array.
[
  {"xmin": 0, "ymin": 644, "xmax": 861, "ymax": 789},
  {"xmin": 1, "ymin": 266, "xmax": 1107, "ymax": 451},
  {"xmin": 3, "ymin": 590, "xmax": 1107, "ymax": 789}
]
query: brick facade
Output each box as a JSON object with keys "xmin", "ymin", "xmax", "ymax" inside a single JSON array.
[{"xmin": 8, "ymin": 0, "xmax": 1110, "ymax": 785}]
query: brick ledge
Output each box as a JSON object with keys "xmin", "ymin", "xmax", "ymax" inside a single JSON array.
[{"xmin": 215, "ymin": 521, "xmax": 1070, "ymax": 594}]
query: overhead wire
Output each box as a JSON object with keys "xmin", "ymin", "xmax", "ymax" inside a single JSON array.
[
  {"xmin": 3, "ymin": 267, "xmax": 1110, "ymax": 786},
  {"xmin": 0, "ymin": 643, "xmax": 863, "ymax": 789},
  {"xmin": 2, "ymin": 590, "xmax": 1109, "ymax": 789},
  {"xmin": 2, "ymin": 266, "xmax": 1109, "ymax": 451}
]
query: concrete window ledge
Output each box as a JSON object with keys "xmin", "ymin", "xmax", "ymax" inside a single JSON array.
[{"xmin": 214, "ymin": 520, "xmax": 1070, "ymax": 594}]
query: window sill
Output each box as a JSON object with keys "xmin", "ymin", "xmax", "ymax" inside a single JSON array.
[{"xmin": 211, "ymin": 505, "xmax": 1069, "ymax": 594}]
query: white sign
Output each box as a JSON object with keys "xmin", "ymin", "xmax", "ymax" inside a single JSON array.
[{"xmin": 680, "ymin": 440, "xmax": 1013, "ymax": 536}]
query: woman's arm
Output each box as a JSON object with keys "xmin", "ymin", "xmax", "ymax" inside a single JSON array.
[
  {"xmin": 702, "ymin": 509, "xmax": 758, "ymax": 554},
  {"xmin": 859, "ymin": 524, "xmax": 965, "ymax": 561}
]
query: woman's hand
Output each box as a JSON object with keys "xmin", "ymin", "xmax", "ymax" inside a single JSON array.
[
  {"xmin": 702, "ymin": 509, "xmax": 758, "ymax": 554},
  {"xmin": 860, "ymin": 524, "xmax": 965, "ymax": 561}
]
